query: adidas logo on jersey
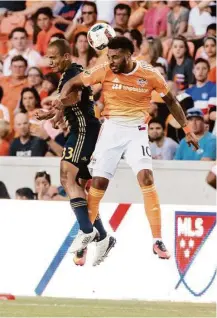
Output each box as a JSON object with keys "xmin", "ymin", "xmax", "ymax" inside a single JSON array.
[{"xmin": 113, "ymin": 78, "xmax": 120, "ymax": 83}]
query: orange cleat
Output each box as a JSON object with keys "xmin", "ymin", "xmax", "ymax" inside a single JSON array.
[
  {"xmin": 153, "ymin": 240, "xmax": 170, "ymax": 259},
  {"xmin": 73, "ymin": 247, "xmax": 87, "ymax": 266}
]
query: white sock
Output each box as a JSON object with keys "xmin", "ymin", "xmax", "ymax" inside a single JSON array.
[{"xmin": 153, "ymin": 238, "xmax": 162, "ymax": 244}]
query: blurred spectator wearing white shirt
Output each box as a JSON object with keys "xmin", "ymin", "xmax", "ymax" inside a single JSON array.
[
  {"xmin": 184, "ymin": 0, "xmax": 215, "ymax": 39},
  {"xmin": 148, "ymin": 118, "xmax": 178, "ymax": 160},
  {"xmin": 3, "ymin": 27, "xmax": 42, "ymax": 76}
]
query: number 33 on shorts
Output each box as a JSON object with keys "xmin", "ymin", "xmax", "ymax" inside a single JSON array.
[{"xmin": 62, "ymin": 147, "xmax": 74, "ymax": 160}]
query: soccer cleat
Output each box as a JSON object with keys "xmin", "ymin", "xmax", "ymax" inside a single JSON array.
[
  {"xmin": 73, "ymin": 248, "xmax": 87, "ymax": 266},
  {"xmin": 93, "ymin": 234, "xmax": 116, "ymax": 266},
  {"xmin": 153, "ymin": 240, "xmax": 170, "ymax": 259},
  {"xmin": 70, "ymin": 228, "xmax": 98, "ymax": 253}
]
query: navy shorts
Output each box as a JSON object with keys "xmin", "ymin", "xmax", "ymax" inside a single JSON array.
[{"xmin": 61, "ymin": 122, "xmax": 100, "ymax": 180}]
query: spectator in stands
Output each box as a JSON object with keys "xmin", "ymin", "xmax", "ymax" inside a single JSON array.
[
  {"xmin": 0, "ymin": 61, "xmax": 3, "ymax": 77},
  {"xmin": 3, "ymin": 27, "xmax": 42, "ymax": 76},
  {"xmin": 163, "ymin": 1, "xmax": 189, "ymax": 58},
  {"xmin": 174, "ymin": 108, "xmax": 216, "ymax": 161},
  {"xmin": 143, "ymin": 1, "xmax": 169, "ymax": 38},
  {"xmin": 15, "ymin": 187, "xmax": 35, "ymax": 200},
  {"xmin": 128, "ymin": 1, "xmax": 148, "ymax": 31},
  {"xmin": 35, "ymin": 7, "xmax": 63, "ymax": 56},
  {"xmin": 35, "ymin": 171, "xmax": 66, "ymax": 200},
  {"xmin": 149, "ymin": 118, "xmax": 178, "ymax": 160},
  {"xmin": 13, "ymin": 2, "xmax": 55, "ymax": 18},
  {"xmin": 206, "ymin": 23, "xmax": 217, "ymax": 38},
  {"xmin": 49, "ymin": 32, "xmax": 66, "ymax": 43},
  {"xmin": 53, "ymin": 1, "xmax": 83, "ymax": 32},
  {"xmin": 114, "ymin": 28, "xmax": 124, "ymax": 37},
  {"xmin": 0, "ymin": 119, "xmax": 10, "ymax": 156},
  {"xmin": 72, "ymin": 32, "xmax": 97, "ymax": 68},
  {"xmin": 167, "ymin": 1, "xmax": 189, "ymax": 38},
  {"xmin": 19, "ymin": 87, "xmax": 41, "ymax": 128},
  {"xmin": 27, "ymin": 67, "xmax": 44, "ymax": 95},
  {"xmin": 206, "ymin": 162, "xmax": 216, "ymax": 189},
  {"xmin": 113, "ymin": 3, "xmax": 131, "ymax": 32},
  {"xmin": 0, "ymin": 86, "xmax": 10, "ymax": 123},
  {"xmin": 168, "ymin": 36, "xmax": 194, "ymax": 92},
  {"xmin": 185, "ymin": 58, "xmax": 216, "ymax": 114},
  {"xmin": 208, "ymin": 96, "xmax": 216, "ymax": 134},
  {"xmin": 0, "ymin": 55, "xmax": 28, "ymax": 116},
  {"xmin": 139, "ymin": 37, "xmax": 167, "ymax": 68},
  {"xmin": 0, "ymin": 181, "xmax": 10, "ymax": 199},
  {"xmin": 204, "ymin": 36, "xmax": 216, "ymax": 83},
  {"xmin": 183, "ymin": 0, "xmax": 215, "ymax": 39},
  {"xmin": 195, "ymin": 23, "xmax": 216, "ymax": 59},
  {"xmin": 41, "ymin": 73, "xmax": 59, "ymax": 98},
  {"xmin": 124, "ymin": 29, "xmax": 142, "ymax": 58},
  {"xmin": 9, "ymin": 113, "xmax": 48, "ymax": 157},
  {"xmin": 65, "ymin": 1, "xmax": 98, "ymax": 42}
]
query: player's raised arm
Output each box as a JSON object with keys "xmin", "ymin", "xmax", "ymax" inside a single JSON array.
[
  {"xmin": 57, "ymin": 64, "xmax": 107, "ymax": 109},
  {"xmin": 151, "ymin": 68, "xmax": 199, "ymax": 150},
  {"xmin": 162, "ymin": 91, "xmax": 199, "ymax": 150}
]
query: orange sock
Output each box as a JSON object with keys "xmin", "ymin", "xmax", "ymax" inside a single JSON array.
[
  {"xmin": 88, "ymin": 187, "xmax": 105, "ymax": 223},
  {"xmin": 141, "ymin": 185, "xmax": 161, "ymax": 239}
]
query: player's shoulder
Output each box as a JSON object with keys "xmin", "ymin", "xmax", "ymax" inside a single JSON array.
[
  {"xmin": 137, "ymin": 60, "xmax": 162, "ymax": 77},
  {"xmin": 82, "ymin": 61, "xmax": 109, "ymax": 77}
]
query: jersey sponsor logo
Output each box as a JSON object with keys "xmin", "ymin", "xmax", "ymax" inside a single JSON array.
[
  {"xmin": 175, "ymin": 211, "xmax": 216, "ymax": 296},
  {"xmin": 112, "ymin": 83, "xmax": 148, "ymax": 93}
]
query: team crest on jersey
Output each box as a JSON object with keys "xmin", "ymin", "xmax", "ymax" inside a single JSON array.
[
  {"xmin": 175, "ymin": 211, "xmax": 216, "ymax": 296},
  {"xmin": 137, "ymin": 78, "xmax": 147, "ymax": 87}
]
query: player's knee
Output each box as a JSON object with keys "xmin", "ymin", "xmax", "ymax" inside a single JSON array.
[
  {"xmin": 92, "ymin": 177, "xmax": 109, "ymax": 190},
  {"xmin": 137, "ymin": 169, "xmax": 154, "ymax": 186}
]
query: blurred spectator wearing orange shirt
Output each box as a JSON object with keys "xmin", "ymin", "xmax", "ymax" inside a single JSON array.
[
  {"xmin": 65, "ymin": 1, "xmax": 98, "ymax": 43},
  {"xmin": 113, "ymin": 3, "xmax": 131, "ymax": 32},
  {"xmin": 0, "ymin": 55, "xmax": 28, "ymax": 116},
  {"xmin": 0, "ymin": 119, "xmax": 10, "ymax": 156},
  {"xmin": 35, "ymin": 7, "xmax": 63, "ymax": 56}
]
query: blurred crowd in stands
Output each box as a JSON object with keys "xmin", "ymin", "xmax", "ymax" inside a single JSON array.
[{"xmin": 0, "ymin": 0, "xmax": 216, "ymax": 198}]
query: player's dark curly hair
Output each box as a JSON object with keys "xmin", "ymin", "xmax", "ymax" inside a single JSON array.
[{"xmin": 108, "ymin": 36, "xmax": 134, "ymax": 55}]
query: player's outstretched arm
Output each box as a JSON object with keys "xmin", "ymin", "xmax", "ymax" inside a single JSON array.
[
  {"xmin": 58, "ymin": 74, "xmax": 84, "ymax": 108},
  {"xmin": 162, "ymin": 91, "xmax": 199, "ymax": 150}
]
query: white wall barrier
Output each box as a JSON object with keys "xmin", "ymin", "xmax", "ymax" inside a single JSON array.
[
  {"xmin": 0, "ymin": 157, "xmax": 215, "ymax": 205},
  {"xmin": 0, "ymin": 200, "xmax": 216, "ymax": 302}
]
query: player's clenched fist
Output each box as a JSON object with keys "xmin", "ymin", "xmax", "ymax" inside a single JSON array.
[{"xmin": 34, "ymin": 109, "xmax": 55, "ymax": 121}]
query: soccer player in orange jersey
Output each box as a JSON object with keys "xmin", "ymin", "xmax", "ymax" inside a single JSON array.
[{"xmin": 53, "ymin": 37, "xmax": 199, "ymax": 265}]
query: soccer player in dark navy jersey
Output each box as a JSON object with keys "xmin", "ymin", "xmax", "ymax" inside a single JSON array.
[{"xmin": 36, "ymin": 39, "xmax": 115, "ymax": 266}]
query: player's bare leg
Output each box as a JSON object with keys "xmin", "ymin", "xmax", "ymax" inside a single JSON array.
[
  {"xmin": 60, "ymin": 161, "xmax": 97, "ymax": 253},
  {"xmin": 137, "ymin": 169, "xmax": 170, "ymax": 259}
]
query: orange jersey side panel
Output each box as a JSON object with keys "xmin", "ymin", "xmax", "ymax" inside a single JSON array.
[{"xmin": 80, "ymin": 60, "xmax": 169, "ymax": 124}]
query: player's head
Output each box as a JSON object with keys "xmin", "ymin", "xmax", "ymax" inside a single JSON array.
[
  {"xmin": 47, "ymin": 39, "xmax": 71, "ymax": 73},
  {"xmin": 107, "ymin": 36, "xmax": 134, "ymax": 73},
  {"xmin": 148, "ymin": 118, "xmax": 165, "ymax": 142}
]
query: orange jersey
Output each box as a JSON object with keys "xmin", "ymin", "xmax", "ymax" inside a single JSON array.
[{"xmin": 80, "ymin": 60, "xmax": 169, "ymax": 125}]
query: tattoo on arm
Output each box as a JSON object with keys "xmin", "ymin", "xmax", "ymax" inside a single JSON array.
[{"xmin": 162, "ymin": 91, "xmax": 188, "ymax": 128}]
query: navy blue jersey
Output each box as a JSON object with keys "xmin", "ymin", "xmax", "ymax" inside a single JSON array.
[{"xmin": 57, "ymin": 63, "xmax": 98, "ymax": 131}]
